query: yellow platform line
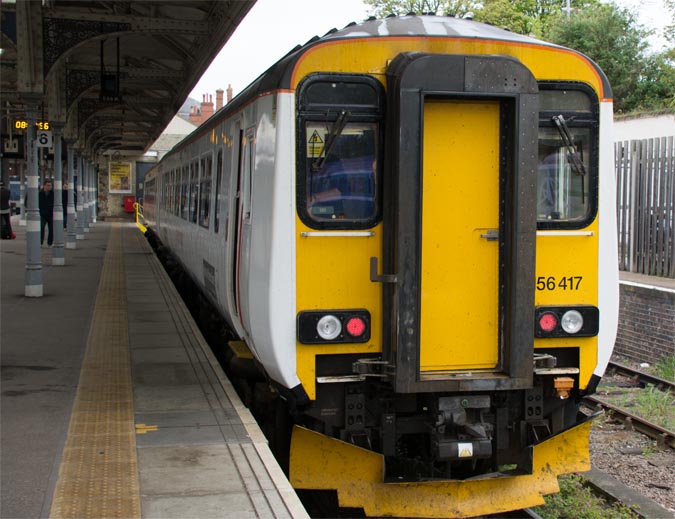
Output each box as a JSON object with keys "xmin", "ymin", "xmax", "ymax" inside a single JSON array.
[{"xmin": 50, "ymin": 224, "xmax": 141, "ymax": 519}]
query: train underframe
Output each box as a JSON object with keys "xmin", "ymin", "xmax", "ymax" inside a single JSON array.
[{"xmin": 299, "ymin": 357, "xmax": 582, "ymax": 482}]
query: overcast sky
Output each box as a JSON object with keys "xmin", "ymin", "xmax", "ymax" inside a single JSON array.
[
  {"xmin": 188, "ymin": 0, "xmax": 670, "ymax": 101},
  {"xmin": 188, "ymin": 0, "xmax": 371, "ymax": 100}
]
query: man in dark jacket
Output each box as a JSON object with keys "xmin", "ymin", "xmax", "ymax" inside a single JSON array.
[
  {"xmin": 39, "ymin": 180, "xmax": 54, "ymax": 246},
  {"xmin": 0, "ymin": 181, "xmax": 12, "ymax": 239}
]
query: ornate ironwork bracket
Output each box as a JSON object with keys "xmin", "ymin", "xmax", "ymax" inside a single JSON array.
[{"xmin": 43, "ymin": 17, "xmax": 130, "ymax": 77}]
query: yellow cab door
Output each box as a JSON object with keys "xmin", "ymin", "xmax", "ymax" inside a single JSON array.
[{"xmin": 420, "ymin": 99, "xmax": 500, "ymax": 372}]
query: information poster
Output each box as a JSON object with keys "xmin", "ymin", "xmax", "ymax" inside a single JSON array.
[{"xmin": 109, "ymin": 161, "xmax": 132, "ymax": 193}]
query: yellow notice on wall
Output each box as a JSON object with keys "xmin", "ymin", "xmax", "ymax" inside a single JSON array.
[{"xmin": 109, "ymin": 161, "xmax": 132, "ymax": 193}]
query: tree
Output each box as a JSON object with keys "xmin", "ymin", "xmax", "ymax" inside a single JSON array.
[
  {"xmin": 362, "ymin": 0, "xmax": 477, "ymax": 18},
  {"xmin": 363, "ymin": 0, "xmax": 675, "ymax": 111},
  {"xmin": 665, "ymin": 0, "xmax": 675, "ymax": 45},
  {"xmin": 472, "ymin": 0, "xmax": 534, "ymax": 35},
  {"xmin": 543, "ymin": 3, "xmax": 675, "ymax": 112}
]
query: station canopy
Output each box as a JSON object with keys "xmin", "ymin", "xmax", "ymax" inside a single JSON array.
[{"xmin": 1, "ymin": 0, "xmax": 255, "ymax": 156}]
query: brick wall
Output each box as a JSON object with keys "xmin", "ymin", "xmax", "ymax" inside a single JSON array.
[{"xmin": 614, "ymin": 283, "xmax": 675, "ymax": 363}]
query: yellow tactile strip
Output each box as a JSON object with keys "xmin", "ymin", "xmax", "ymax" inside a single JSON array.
[{"xmin": 50, "ymin": 224, "xmax": 141, "ymax": 519}]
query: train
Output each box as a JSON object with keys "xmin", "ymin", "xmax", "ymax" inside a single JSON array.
[{"xmin": 141, "ymin": 14, "xmax": 619, "ymax": 518}]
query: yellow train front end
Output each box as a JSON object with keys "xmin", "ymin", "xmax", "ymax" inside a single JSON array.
[{"xmin": 287, "ymin": 17, "xmax": 616, "ymax": 518}]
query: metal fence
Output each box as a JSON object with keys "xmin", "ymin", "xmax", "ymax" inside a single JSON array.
[{"xmin": 615, "ymin": 136, "xmax": 675, "ymax": 278}]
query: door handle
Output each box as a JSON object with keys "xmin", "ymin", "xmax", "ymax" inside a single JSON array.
[
  {"xmin": 480, "ymin": 229, "xmax": 499, "ymax": 241},
  {"xmin": 370, "ymin": 257, "xmax": 397, "ymax": 283}
]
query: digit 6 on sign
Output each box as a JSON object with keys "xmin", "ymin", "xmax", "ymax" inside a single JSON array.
[{"xmin": 36, "ymin": 130, "xmax": 53, "ymax": 148}]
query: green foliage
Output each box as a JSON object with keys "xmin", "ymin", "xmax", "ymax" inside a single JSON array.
[
  {"xmin": 362, "ymin": 0, "xmax": 476, "ymax": 17},
  {"xmin": 473, "ymin": 0, "xmax": 533, "ymax": 34},
  {"xmin": 601, "ymin": 384, "xmax": 675, "ymax": 431},
  {"xmin": 477, "ymin": 0, "xmax": 600, "ymax": 37},
  {"xmin": 665, "ymin": 0, "xmax": 675, "ymax": 44},
  {"xmin": 629, "ymin": 385, "xmax": 675, "ymax": 431},
  {"xmin": 362, "ymin": 0, "xmax": 675, "ymax": 112},
  {"xmin": 653, "ymin": 355, "xmax": 675, "ymax": 382},
  {"xmin": 543, "ymin": 3, "xmax": 674, "ymax": 113},
  {"xmin": 533, "ymin": 474, "xmax": 640, "ymax": 519}
]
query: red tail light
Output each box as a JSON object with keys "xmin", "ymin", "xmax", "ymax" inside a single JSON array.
[
  {"xmin": 538, "ymin": 312, "xmax": 558, "ymax": 333},
  {"xmin": 346, "ymin": 316, "xmax": 366, "ymax": 337}
]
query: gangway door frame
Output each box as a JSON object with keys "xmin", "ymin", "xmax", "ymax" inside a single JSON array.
[{"xmin": 381, "ymin": 52, "xmax": 540, "ymax": 393}]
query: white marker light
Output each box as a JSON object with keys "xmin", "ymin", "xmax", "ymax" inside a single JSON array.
[
  {"xmin": 561, "ymin": 310, "xmax": 584, "ymax": 334},
  {"xmin": 317, "ymin": 315, "xmax": 341, "ymax": 340}
]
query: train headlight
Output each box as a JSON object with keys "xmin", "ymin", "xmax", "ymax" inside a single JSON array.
[
  {"xmin": 297, "ymin": 310, "xmax": 371, "ymax": 344},
  {"xmin": 316, "ymin": 315, "xmax": 342, "ymax": 340},
  {"xmin": 561, "ymin": 310, "xmax": 584, "ymax": 334}
]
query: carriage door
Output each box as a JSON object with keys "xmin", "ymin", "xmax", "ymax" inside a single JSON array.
[
  {"xmin": 227, "ymin": 123, "xmax": 254, "ymax": 338},
  {"xmin": 382, "ymin": 53, "xmax": 539, "ymax": 393}
]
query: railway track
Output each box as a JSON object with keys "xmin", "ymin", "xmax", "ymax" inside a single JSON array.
[
  {"xmin": 584, "ymin": 360, "xmax": 675, "ymax": 448},
  {"xmin": 605, "ymin": 361, "xmax": 675, "ymax": 392},
  {"xmin": 583, "ymin": 394, "xmax": 675, "ymax": 449}
]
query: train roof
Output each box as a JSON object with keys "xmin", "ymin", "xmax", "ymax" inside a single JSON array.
[
  {"xmin": 219, "ymin": 14, "xmax": 570, "ymax": 116},
  {"xmin": 321, "ymin": 14, "xmax": 556, "ymax": 46},
  {"xmin": 170, "ymin": 15, "xmax": 601, "ymax": 154}
]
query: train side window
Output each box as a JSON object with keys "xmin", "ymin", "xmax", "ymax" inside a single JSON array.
[
  {"xmin": 190, "ymin": 160, "xmax": 199, "ymax": 224},
  {"xmin": 297, "ymin": 74, "xmax": 384, "ymax": 229},
  {"xmin": 242, "ymin": 129, "xmax": 255, "ymax": 221},
  {"xmin": 171, "ymin": 170, "xmax": 177, "ymax": 215},
  {"xmin": 199, "ymin": 155, "xmax": 212, "ymax": 229},
  {"xmin": 181, "ymin": 166, "xmax": 189, "ymax": 220},
  {"xmin": 537, "ymin": 85, "xmax": 598, "ymax": 229},
  {"xmin": 215, "ymin": 149, "xmax": 223, "ymax": 233}
]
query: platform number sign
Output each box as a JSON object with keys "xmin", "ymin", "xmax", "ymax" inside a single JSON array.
[{"xmin": 37, "ymin": 130, "xmax": 53, "ymax": 148}]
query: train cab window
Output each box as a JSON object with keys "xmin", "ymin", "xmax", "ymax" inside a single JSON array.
[
  {"xmin": 297, "ymin": 75, "xmax": 384, "ymax": 229},
  {"xmin": 537, "ymin": 85, "xmax": 598, "ymax": 229}
]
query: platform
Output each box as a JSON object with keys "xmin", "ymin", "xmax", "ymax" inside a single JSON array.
[{"xmin": 0, "ymin": 219, "xmax": 309, "ymax": 519}]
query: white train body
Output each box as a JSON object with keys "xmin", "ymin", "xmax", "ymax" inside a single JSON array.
[{"xmin": 145, "ymin": 92, "xmax": 299, "ymax": 388}]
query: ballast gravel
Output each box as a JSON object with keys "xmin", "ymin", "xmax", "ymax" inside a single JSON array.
[{"xmin": 588, "ymin": 358, "xmax": 675, "ymax": 517}]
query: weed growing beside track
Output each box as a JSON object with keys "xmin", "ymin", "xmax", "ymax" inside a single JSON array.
[{"xmin": 532, "ymin": 474, "xmax": 639, "ymax": 519}]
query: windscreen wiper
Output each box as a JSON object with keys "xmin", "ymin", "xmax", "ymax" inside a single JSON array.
[
  {"xmin": 312, "ymin": 110, "xmax": 350, "ymax": 172},
  {"xmin": 552, "ymin": 114, "xmax": 587, "ymax": 177}
]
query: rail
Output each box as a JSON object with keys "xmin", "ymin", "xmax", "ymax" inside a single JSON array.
[
  {"xmin": 583, "ymin": 395, "xmax": 675, "ymax": 449},
  {"xmin": 133, "ymin": 202, "xmax": 147, "ymax": 234},
  {"xmin": 605, "ymin": 361, "xmax": 675, "ymax": 392}
]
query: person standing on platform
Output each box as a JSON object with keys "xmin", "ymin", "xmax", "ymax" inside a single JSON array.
[
  {"xmin": 39, "ymin": 180, "xmax": 54, "ymax": 247},
  {"xmin": 0, "ymin": 181, "xmax": 13, "ymax": 239}
]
